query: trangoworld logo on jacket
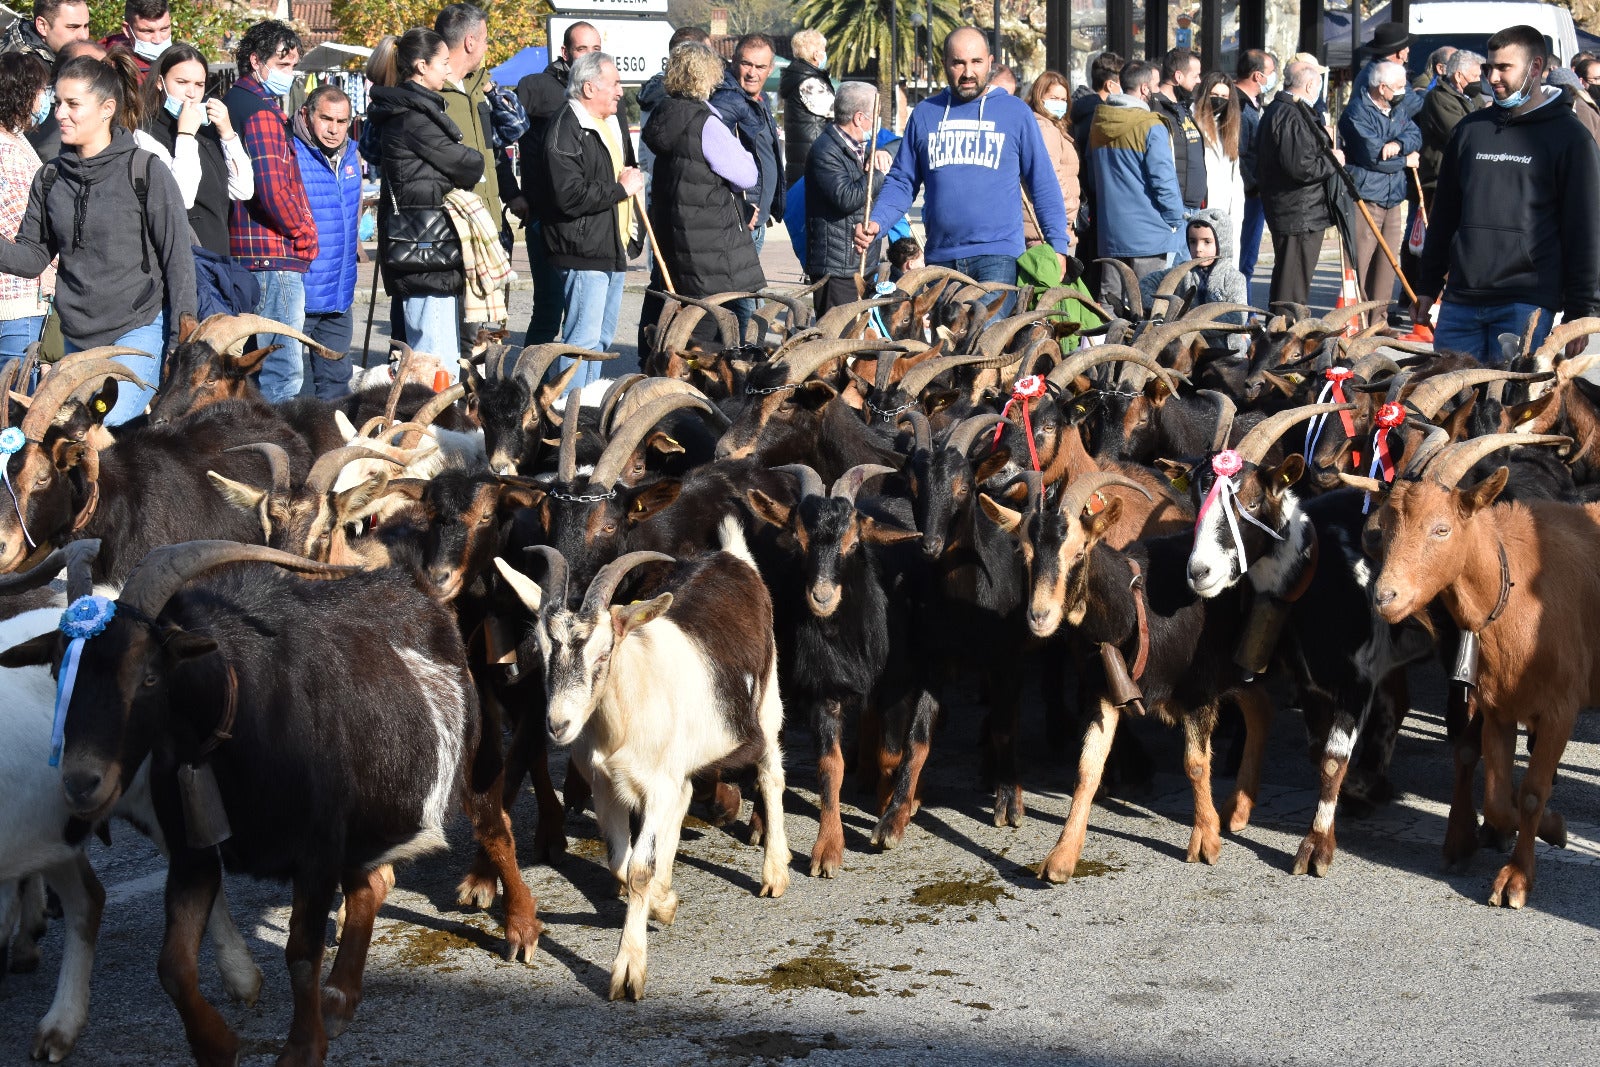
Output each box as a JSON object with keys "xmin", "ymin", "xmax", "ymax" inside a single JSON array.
[
  {"xmin": 929, "ymin": 118, "xmax": 1006, "ymax": 170},
  {"xmin": 1474, "ymin": 151, "xmax": 1534, "ymax": 164}
]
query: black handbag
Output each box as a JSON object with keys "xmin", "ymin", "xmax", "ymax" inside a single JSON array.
[{"xmin": 382, "ymin": 186, "xmax": 462, "ymax": 275}]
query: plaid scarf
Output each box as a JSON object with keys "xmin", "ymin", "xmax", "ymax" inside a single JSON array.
[{"xmin": 443, "ymin": 189, "xmax": 515, "ymax": 324}]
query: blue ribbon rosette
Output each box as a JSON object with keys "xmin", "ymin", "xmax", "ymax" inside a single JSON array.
[{"xmin": 50, "ymin": 595, "xmax": 116, "ymax": 767}]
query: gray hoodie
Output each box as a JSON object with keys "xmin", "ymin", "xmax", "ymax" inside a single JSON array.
[
  {"xmin": 1140, "ymin": 207, "xmax": 1250, "ymax": 353},
  {"xmin": 0, "ymin": 126, "xmax": 196, "ymax": 348}
]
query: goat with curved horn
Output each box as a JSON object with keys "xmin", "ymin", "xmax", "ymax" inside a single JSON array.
[
  {"xmin": 597, "ymin": 374, "xmax": 649, "ymax": 432},
  {"xmin": 1290, "ymin": 299, "xmax": 1389, "ymax": 339},
  {"xmin": 395, "ymin": 384, "xmax": 467, "ymax": 449},
  {"xmin": 895, "ymin": 409, "xmax": 933, "ymax": 453},
  {"xmin": 223, "ymin": 443, "xmax": 293, "ymax": 497},
  {"xmin": 1149, "ymin": 259, "xmax": 1202, "ymax": 317},
  {"xmin": 118, "ymin": 540, "xmax": 359, "ymax": 620},
  {"xmin": 974, "ymin": 312, "xmax": 1066, "ymax": 362},
  {"xmin": 512, "ymin": 344, "xmax": 616, "ymax": 391},
  {"xmin": 1197, "ymin": 390, "xmax": 1236, "ymax": 452},
  {"xmin": 944, "ymin": 412, "xmax": 1006, "ymax": 456},
  {"xmin": 1531, "ymin": 316, "xmax": 1600, "ymax": 368},
  {"xmin": 190, "ymin": 313, "xmax": 338, "ymax": 359},
  {"xmin": 894, "ymin": 352, "xmax": 1016, "ymax": 401},
  {"xmin": 523, "ymin": 544, "xmax": 572, "ymax": 610},
  {"xmin": 555, "ymin": 389, "xmax": 583, "ymax": 485},
  {"xmin": 754, "ymin": 289, "xmax": 816, "ymax": 330},
  {"xmin": 1095, "ymin": 258, "xmax": 1142, "ymax": 313},
  {"xmin": 648, "ymin": 291, "xmax": 742, "ymax": 350},
  {"xmin": 1233, "ymin": 403, "xmax": 1355, "ymax": 466},
  {"xmin": 814, "ymin": 296, "xmax": 906, "ymax": 339},
  {"xmin": 1404, "ymin": 368, "xmax": 1550, "ymax": 421},
  {"xmin": 303, "ymin": 446, "xmax": 406, "ymax": 496},
  {"xmin": 829, "ymin": 463, "xmax": 895, "ymax": 502},
  {"xmin": 1057, "ymin": 472, "xmax": 1155, "ymax": 520},
  {"xmin": 1047, "ymin": 344, "xmax": 1180, "ymax": 395},
  {"xmin": 19, "ymin": 361, "xmax": 154, "ymax": 442},
  {"xmin": 0, "ymin": 359, "xmax": 19, "ymax": 428},
  {"xmin": 891, "ymin": 266, "xmax": 975, "ymax": 296},
  {"xmin": 780, "ymin": 339, "xmax": 912, "ymax": 386},
  {"xmin": 1031, "ymin": 287, "xmax": 1112, "ymax": 323},
  {"xmin": 608, "ymin": 377, "xmax": 730, "ymax": 431},
  {"xmin": 588, "ymin": 392, "xmax": 723, "ymax": 487},
  {"xmin": 579, "ymin": 550, "xmax": 676, "ymax": 618},
  {"xmin": 1423, "ymin": 434, "xmax": 1572, "ymax": 489},
  {"xmin": 773, "ymin": 463, "xmax": 826, "ymax": 501},
  {"xmin": 51, "ymin": 345, "xmax": 153, "ymax": 371}
]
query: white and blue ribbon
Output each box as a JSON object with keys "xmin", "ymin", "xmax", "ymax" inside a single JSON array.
[
  {"xmin": 49, "ymin": 595, "xmax": 116, "ymax": 767},
  {"xmin": 0, "ymin": 425, "xmax": 34, "ymax": 550}
]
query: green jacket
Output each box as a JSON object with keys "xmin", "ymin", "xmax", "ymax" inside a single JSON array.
[{"xmin": 438, "ymin": 66, "xmax": 502, "ymax": 225}]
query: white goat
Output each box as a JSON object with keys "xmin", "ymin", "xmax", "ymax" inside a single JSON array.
[
  {"xmin": 0, "ymin": 600, "xmax": 261, "ymax": 1062},
  {"xmin": 494, "ymin": 518, "xmax": 790, "ymax": 1001}
]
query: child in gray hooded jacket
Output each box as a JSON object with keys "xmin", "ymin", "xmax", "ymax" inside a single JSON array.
[{"xmin": 1139, "ymin": 207, "xmax": 1250, "ymax": 354}]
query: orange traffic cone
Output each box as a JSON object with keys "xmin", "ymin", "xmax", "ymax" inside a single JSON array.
[
  {"xmin": 1403, "ymin": 303, "xmax": 1435, "ymax": 343},
  {"xmin": 1334, "ymin": 265, "xmax": 1362, "ymax": 336},
  {"xmin": 432, "ymin": 369, "xmax": 450, "ymax": 392}
]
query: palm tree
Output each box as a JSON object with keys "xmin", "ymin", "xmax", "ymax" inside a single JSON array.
[{"xmin": 796, "ymin": 0, "xmax": 964, "ymax": 101}]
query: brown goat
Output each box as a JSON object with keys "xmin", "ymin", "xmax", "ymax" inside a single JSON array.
[{"xmin": 1369, "ymin": 435, "xmax": 1585, "ymax": 907}]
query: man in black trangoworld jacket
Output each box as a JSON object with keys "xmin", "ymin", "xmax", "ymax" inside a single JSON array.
[
  {"xmin": 1152, "ymin": 47, "xmax": 1207, "ymax": 215},
  {"xmin": 1420, "ymin": 25, "xmax": 1600, "ymax": 365},
  {"xmin": 515, "ymin": 20, "xmax": 600, "ymax": 345}
]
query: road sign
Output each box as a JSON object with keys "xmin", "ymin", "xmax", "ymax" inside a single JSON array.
[
  {"xmin": 550, "ymin": 0, "xmax": 668, "ymax": 12},
  {"xmin": 548, "ymin": 16, "xmax": 675, "ymax": 84}
]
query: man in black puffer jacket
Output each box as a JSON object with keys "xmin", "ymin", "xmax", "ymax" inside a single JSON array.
[
  {"xmin": 1421, "ymin": 25, "xmax": 1600, "ymax": 364},
  {"xmin": 515, "ymin": 20, "xmax": 600, "ymax": 344},
  {"xmin": 805, "ymin": 81, "xmax": 888, "ymax": 313},
  {"xmin": 543, "ymin": 52, "xmax": 644, "ymax": 389}
]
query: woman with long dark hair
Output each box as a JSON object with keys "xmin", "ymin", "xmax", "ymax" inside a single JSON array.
[
  {"xmin": 365, "ymin": 27, "xmax": 482, "ymax": 370},
  {"xmin": 0, "ymin": 52, "xmax": 52, "ymax": 365},
  {"xmin": 1195, "ymin": 70, "xmax": 1245, "ymax": 268},
  {"xmin": 0, "ymin": 51, "xmax": 195, "ymax": 424}
]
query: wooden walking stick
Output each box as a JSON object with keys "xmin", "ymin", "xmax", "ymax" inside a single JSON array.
[
  {"xmin": 855, "ymin": 94, "xmax": 883, "ymax": 298},
  {"xmin": 360, "ymin": 248, "xmax": 381, "ymax": 369},
  {"xmin": 1409, "ymin": 165, "xmax": 1430, "ymax": 227},
  {"xmin": 634, "ymin": 190, "xmax": 675, "ymax": 295}
]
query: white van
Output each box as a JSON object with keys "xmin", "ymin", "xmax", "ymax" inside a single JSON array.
[{"xmin": 1406, "ymin": 1, "xmax": 1581, "ymax": 74}]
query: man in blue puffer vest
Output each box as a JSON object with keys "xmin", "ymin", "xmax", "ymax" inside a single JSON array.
[{"xmin": 291, "ymin": 85, "xmax": 362, "ymax": 399}]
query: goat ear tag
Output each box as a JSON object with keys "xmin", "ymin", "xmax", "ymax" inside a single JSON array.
[
  {"xmin": 1171, "ymin": 473, "xmax": 1190, "ymax": 493},
  {"xmin": 92, "ymin": 398, "xmax": 108, "ymax": 414}
]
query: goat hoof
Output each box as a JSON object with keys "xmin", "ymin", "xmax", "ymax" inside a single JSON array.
[
  {"xmin": 31, "ymin": 1020, "xmax": 83, "ymax": 1064},
  {"xmin": 870, "ymin": 821, "xmax": 904, "ymax": 851},
  {"xmin": 504, "ymin": 912, "xmax": 544, "ymax": 964},
  {"xmin": 273, "ymin": 1040, "xmax": 326, "ymax": 1067},
  {"xmin": 809, "ymin": 837, "xmax": 844, "ymax": 879},
  {"xmin": 1291, "ymin": 830, "xmax": 1336, "ymax": 877},
  {"xmin": 219, "ymin": 957, "xmax": 264, "ymax": 1007},
  {"xmin": 1538, "ymin": 811, "xmax": 1567, "ymax": 850},
  {"xmin": 760, "ymin": 854, "xmax": 790, "ymax": 899},
  {"xmin": 649, "ymin": 890, "xmax": 679, "ymax": 926},
  {"xmin": 1186, "ymin": 828, "xmax": 1222, "ymax": 865},
  {"xmin": 455, "ymin": 873, "xmax": 498, "ymax": 911},
  {"xmin": 321, "ymin": 985, "xmax": 358, "ymax": 1039},
  {"xmin": 1036, "ymin": 849, "xmax": 1077, "ymax": 885},
  {"xmin": 992, "ymin": 785, "xmax": 1025, "ymax": 828},
  {"xmin": 1221, "ymin": 793, "xmax": 1254, "ymax": 834},
  {"xmin": 1487, "ymin": 863, "xmax": 1531, "ymax": 909},
  {"xmin": 609, "ymin": 951, "xmax": 647, "ymax": 1001}
]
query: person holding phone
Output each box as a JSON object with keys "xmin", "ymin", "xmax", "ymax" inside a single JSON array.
[{"xmin": 136, "ymin": 41, "xmax": 253, "ymax": 258}]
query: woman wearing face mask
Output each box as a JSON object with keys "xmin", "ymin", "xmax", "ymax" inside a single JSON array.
[
  {"xmin": 136, "ymin": 42, "xmax": 254, "ymax": 258},
  {"xmin": 0, "ymin": 52, "xmax": 196, "ymax": 424},
  {"xmin": 365, "ymin": 28, "xmax": 482, "ymax": 371},
  {"xmin": 1022, "ymin": 69, "xmax": 1079, "ymax": 250},
  {"xmin": 0, "ymin": 53, "xmax": 54, "ymax": 366},
  {"xmin": 1195, "ymin": 70, "xmax": 1245, "ymax": 269}
]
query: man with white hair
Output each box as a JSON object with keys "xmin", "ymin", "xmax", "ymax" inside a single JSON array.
[
  {"xmin": 541, "ymin": 51, "xmax": 645, "ymax": 389},
  {"xmin": 805, "ymin": 80, "xmax": 893, "ymax": 312},
  {"xmin": 1258, "ymin": 59, "xmax": 1344, "ymax": 308},
  {"xmin": 1338, "ymin": 60, "xmax": 1420, "ymax": 305}
]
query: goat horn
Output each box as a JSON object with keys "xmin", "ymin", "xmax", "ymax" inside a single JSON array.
[
  {"xmin": 891, "ymin": 266, "xmax": 975, "ymax": 296},
  {"xmin": 815, "ymin": 296, "xmax": 904, "ymax": 340},
  {"xmin": 1047, "ymin": 344, "xmax": 1178, "ymax": 395},
  {"xmin": 1135, "ymin": 318, "xmax": 1245, "ymax": 363},
  {"xmin": 830, "ymin": 463, "xmax": 896, "ymax": 502},
  {"xmin": 556, "ymin": 389, "xmax": 583, "ymax": 485},
  {"xmin": 1425, "ymin": 433, "xmax": 1572, "ymax": 489},
  {"xmin": 1197, "ymin": 389, "xmax": 1236, "ymax": 452},
  {"xmin": 652, "ymin": 291, "xmax": 742, "ymax": 350},
  {"xmin": 1401, "ymin": 421, "xmax": 1453, "ymax": 478},
  {"xmin": 396, "ymin": 384, "xmax": 466, "ymax": 449},
  {"xmin": 1033, "ymin": 287, "xmax": 1112, "ymax": 323},
  {"xmin": 51, "ymin": 345, "xmax": 152, "ymax": 370},
  {"xmin": 580, "ymin": 550, "xmax": 676, "ymax": 618},
  {"xmin": 774, "ymin": 463, "xmax": 826, "ymax": 501},
  {"xmin": 658, "ymin": 301, "xmax": 709, "ymax": 355},
  {"xmin": 1094, "ymin": 258, "xmax": 1142, "ymax": 313},
  {"xmin": 305, "ymin": 445, "xmax": 405, "ymax": 496},
  {"xmin": 1234, "ymin": 403, "xmax": 1355, "ymax": 466},
  {"xmin": 522, "ymin": 545, "xmax": 571, "ymax": 611},
  {"xmin": 784, "ymin": 339, "xmax": 909, "ymax": 386},
  {"xmin": 1338, "ymin": 336, "xmax": 1436, "ymax": 366},
  {"xmin": 223, "ymin": 443, "xmax": 293, "ymax": 497},
  {"xmin": 1531, "ymin": 316, "xmax": 1600, "ymax": 368},
  {"xmin": 0, "ymin": 538, "xmax": 101, "ymax": 599},
  {"xmin": 975, "ymin": 312, "xmax": 1057, "ymax": 362},
  {"xmin": 896, "ymin": 409, "xmax": 933, "ymax": 453},
  {"xmin": 191, "ymin": 314, "xmax": 335, "ymax": 359},
  {"xmin": 1405, "ymin": 368, "xmax": 1549, "ymax": 421},
  {"xmin": 119, "ymin": 540, "xmax": 357, "ymax": 620},
  {"xmin": 382, "ymin": 343, "xmax": 417, "ymax": 426},
  {"xmin": 1149, "ymin": 258, "xmax": 1202, "ymax": 316},
  {"xmin": 895, "ymin": 352, "xmax": 1009, "ymax": 400},
  {"xmin": 589, "ymin": 392, "xmax": 719, "ymax": 488},
  {"xmin": 19, "ymin": 361, "xmax": 153, "ymax": 442},
  {"xmin": 1556, "ymin": 353, "xmax": 1600, "ymax": 382},
  {"xmin": 608, "ymin": 378, "xmax": 728, "ymax": 433},
  {"xmin": 598, "ymin": 374, "xmax": 648, "ymax": 433},
  {"xmin": 754, "ymin": 289, "xmax": 815, "ymax": 330},
  {"xmin": 1057, "ymin": 472, "xmax": 1154, "ymax": 521},
  {"xmin": 512, "ymin": 344, "xmax": 614, "ymax": 391},
  {"xmin": 769, "ymin": 327, "xmax": 824, "ymax": 363},
  {"xmin": 0, "ymin": 359, "xmax": 18, "ymax": 429},
  {"xmin": 1289, "ymin": 299, "xmax": 1386, "ymax": 339},
  {"xmin": 944, "ymin": 412, "xmax": 1006, "ymax": 457}
]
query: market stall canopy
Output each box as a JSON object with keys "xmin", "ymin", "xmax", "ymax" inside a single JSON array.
[{"xmin": 298, "ymin": 42, "xmax": 372, "ymax": 72}]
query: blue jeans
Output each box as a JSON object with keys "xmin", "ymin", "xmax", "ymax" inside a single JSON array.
[
  {"xmin": 64, "ymin": 313, "xmax": 164, "ymax": 426},
  {"xmin": 1433, "ymin": 301, "xmax": 1552, "ymax": 366},
  {"xmin": 525, "ymin": 220, "xmax": 568, "ymax": 346},
  {"xmin": 560, "ymin": 270, "xmax": 624, "ymax": 393},
  {"xmin": 933, "ymin": 253, "xmax": 1019, "ymax": 315},
  {"xmin": 402, "ymin": 295, "xmax": 460, "ymax": 380},
  {"xmin": 1240, "ymin": 195, "xmax": 1266, "ymax": 281},
  {"xmin": 253, "ymin": 270, "xmax": 306, "ymax": 403},
  {"xmin": 0, "ymin": 314, "xmax": 44, "ymax": 363},
  {"xmin": 301, "ymin": 308, "xmax": 354, "ymax": 400}
]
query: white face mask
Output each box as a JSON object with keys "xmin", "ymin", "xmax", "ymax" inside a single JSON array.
[
  {"xmin": 1042, "ymin": 99, "xmax": 1068, "ymax": 119},
  {"xmin": 132, "ymin": 36, "xmax": 171, "ymax": 62}
]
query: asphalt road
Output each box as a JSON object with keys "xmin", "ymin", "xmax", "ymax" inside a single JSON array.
[{"xmin": 5, "ymin": 237, "xmax": 1599, "ymax": 1066}]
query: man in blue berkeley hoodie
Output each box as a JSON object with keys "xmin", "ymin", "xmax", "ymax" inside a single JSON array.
[
  {"xmin": 291, "ymin": 85, "xmax": 362, "ymax": 399},
  {"xmin": 854, "ymin": 26, "xmax": 1071, "ymax": 286}
]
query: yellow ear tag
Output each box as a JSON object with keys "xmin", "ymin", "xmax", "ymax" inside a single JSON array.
[
  {"xmin": 1171, "ymin": 473, "xmax": 1190, "ymax": 493},
  {"xmin": 93, "ymin": 398, "xmax": 108, "ymax": 414}
]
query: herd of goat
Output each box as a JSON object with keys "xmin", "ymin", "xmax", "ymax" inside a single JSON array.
[{"xmin": 1, "ymin": 263, "xmax": 1599, "ymax": 1064}]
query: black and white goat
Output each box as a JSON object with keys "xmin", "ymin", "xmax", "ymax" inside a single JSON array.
[{"xmin": 494, "ymin": 518, "xmax": 789, "ymax": 1001}]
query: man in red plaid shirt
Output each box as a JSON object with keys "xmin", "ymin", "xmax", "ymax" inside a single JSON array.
[{"xmin": 225, "ymin": 19, "xmax": 319, "ymax": 401}]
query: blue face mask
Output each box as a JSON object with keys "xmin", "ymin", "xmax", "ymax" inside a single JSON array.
[
  {"xmin": 162, "ymin": 94, "xmax": 209, "ymax": 124},
  {"xmin": 31, "ymin": 88, "xmax": 52, "ymax": 128},
  {"xmin": 1495, "ymin": 69, "xmax": 1534, "ymax": 109},
  {"xmin": 261, "ymin": 68, "xmax": 295, "ymax": 97}
]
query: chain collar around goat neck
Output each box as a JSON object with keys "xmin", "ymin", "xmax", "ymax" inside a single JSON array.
[{"xmin": 548, "ymin": 488, "xmax": 618, "ymax": 503}]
